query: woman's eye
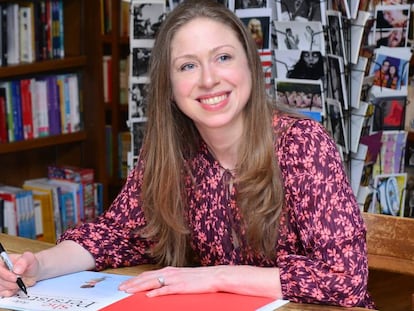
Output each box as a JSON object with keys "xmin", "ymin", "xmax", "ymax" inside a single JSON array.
[
  {"xmin": 218, "ymin": 54, "xmax": 232, "ymax": 62},
  {"xmin": 180, "ymin": 63, "xmax": 195, "ymax": 71}
]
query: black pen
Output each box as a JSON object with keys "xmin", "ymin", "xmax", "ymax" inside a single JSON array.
[{"xmin": 0, "ymin": 242, "xmax": 27, "ymax": 295}]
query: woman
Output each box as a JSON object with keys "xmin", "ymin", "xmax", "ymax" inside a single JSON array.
[{"xmin": 0, "ymin": 1, "xmax": 375, "ymax": 308}]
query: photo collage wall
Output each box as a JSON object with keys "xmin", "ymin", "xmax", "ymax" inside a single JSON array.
[{"xmin": 127, "ymin": 0, "xmax": 414, "ymax": 218}]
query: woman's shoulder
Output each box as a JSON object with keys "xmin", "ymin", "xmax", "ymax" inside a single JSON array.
[{"xmin": 272, "ymin": 113, "xmax": 326, "ymax": 137}]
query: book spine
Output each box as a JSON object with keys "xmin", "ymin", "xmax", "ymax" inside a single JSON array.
[
  {"xmin": 6, "ymin": 4, "xmax": 19, "ymax": 65},
  {"xmin": 46, "ymin": 76, "xmax": 61, "ymax": 135},
  {"xmin": 20, "ymin": 79, "xmax": 34, "ymax": 140},
  {"xmin": 0, "ymin": 87, "xmax": 8, "ymax": 143},
  {"xmin": 1, "ymin": 4, "xmax": 8, "ymax": 66},
  {"xmin": 11, "ymin": 80, "xmax": 23, "ymax": 141}
]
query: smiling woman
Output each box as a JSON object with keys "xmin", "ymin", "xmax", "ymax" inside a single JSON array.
[{"xmin": 0, "ymin": 1, "xmax": 375, "ymax": 309}]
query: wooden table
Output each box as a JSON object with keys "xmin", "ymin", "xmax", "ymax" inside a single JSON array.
[{"xmin": 0, "ymin": 234, "xmax": 370, "ymax": 311}]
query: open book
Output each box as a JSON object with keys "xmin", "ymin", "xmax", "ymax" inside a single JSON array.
[{"xmin": 0, "ymin": 271, "xmax": 132, "ymax": 311}]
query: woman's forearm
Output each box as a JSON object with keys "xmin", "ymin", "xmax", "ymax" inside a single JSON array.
[{"xmin": 35, "ymin": 240, "xmax": 96, "ymax": 281}]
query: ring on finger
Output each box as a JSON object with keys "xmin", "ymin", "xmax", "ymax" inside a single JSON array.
[{"xmin": 157, "ymin": 276, "xmax": 165, "ymax": 287}]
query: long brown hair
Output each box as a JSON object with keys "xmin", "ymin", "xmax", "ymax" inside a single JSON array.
[{"xmin": 140, "ymin": 0, "xmax": 284, "ymax": 266}]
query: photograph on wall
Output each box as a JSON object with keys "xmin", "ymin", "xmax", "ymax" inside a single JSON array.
[
  {"xmin": 129, "ymin": 78, "xmax": 149, "ymax": 122},
  {"xmin": 131, "ymin": 47, "xmax": 152, "ymax": 77},
  {"xmin": 372, "ymin": 96, "xmax": 406, "ymax": 132},
  {"xmin": 272, "ymin": 21, "xmax": 325, "ymax": 54},
  {"xmin": 233, "ymin": 0, "xmax": 267, "ymax": 9},
  {"xmin": 373, "ymin": 130, "xmax": 407, "ymax": 176},
  {"xmin": 326, "ymin": 98, "xmax": 348, "ymax": 153},
  {"xmin": 275, "ymin": 50, "xmax": 324, "ymax": 80},
  {"xmin": 326, "ymin": 10, "xmax": 346, "ymax": 64},
  {"xmin": 236, "ymin": 8, "xmax": 272, "ymax": 50},
  {"xmin": 132, "ymin": 121, "xmax": 146, "ymax": 156},
  {"xmin": 131, "ymin": 0, "xmax": 166, "ymax": 41},
  {"xmin": 327, "ymin": 54, "xmax": 348, "ymax": 110},
  {"xmin": 275, "ymin": 0, "xmax": 326, "ymax": 25},
  {"xmin": 369, "ymin": 47, "xmax": 411, "ymax": 96},
  {"xmin": 275, "ymin": 78, "xmax": 324, "ymax": 120},
  {"xmin": 369, "ymin": 173, "xmax": 407, "ymax": 216}
]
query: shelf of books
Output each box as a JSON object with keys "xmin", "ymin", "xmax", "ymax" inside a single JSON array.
[
  {"xmin": 127, "ymin": 0, "xmax": 414, "ymax": 219},
  {"xmin": 0, "ymin": 0, "xmax": 107, "ymax": 243}
]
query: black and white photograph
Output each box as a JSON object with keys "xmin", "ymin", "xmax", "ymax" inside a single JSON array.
[
  {"xmin": 273, "ymin": 21, "xmax": 325, "ymax": 54},
  {"xmin": 326, "ymin": 11, "xmax": 346, "ymax": 64},
  {"xmin": 132, "ymin": 47, "xmax": 152, "ymax": 77},
  {"xmin": 327, "ymin": 54, "xmax": 348, "ymax": 110},
  {"xmin": 129, "ymin": 81, "xmax": 149, "ymax": 121},
  {"xmin": 275, "ymin": 50, "xmax": 324, "ymax": 80},
  {"xmin": 236, "ymin": 8, "xmax": 272, "ymax": 50},
  {"xmin": 327, "ymin": 98, "xmax": 348, "ymax": 153},
  {"xmin": 275, "ymin": 78, "xmax": 324, "ymax": 120},
  {"xmin": 275, "ymin": 0, "xmax": 326, "ymax": 25},
  {"xmin": 132, "ymin": 121, "xmax": 147, "ymax": 157},
  {"xmin": 233, "ymin": 0, "xmax": 267, "ymax": 9},
  {"xmin": 131, "ymin": 1, "xmax": 166, "ymax": 40}
]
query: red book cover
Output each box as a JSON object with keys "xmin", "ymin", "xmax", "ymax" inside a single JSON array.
[
  {"xmin": 101, "ymin": 292, "xmax": 275, "ymax": 311},
  {"xmin": 20, "ymin": 78, "xmax": 34, "ymax": 140}
]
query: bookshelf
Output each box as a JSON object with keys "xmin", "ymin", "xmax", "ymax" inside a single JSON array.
[
  {"xmin": 100, "ymin": 0, "xmax": 131, "ymax": 203},
  {"xmin": 0, "ymin": 1, "xmax": 107, "ymax": 207}
]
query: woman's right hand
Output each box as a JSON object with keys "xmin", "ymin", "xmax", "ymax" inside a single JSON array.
[{"xmin": 0, "ymin": 251, "xmax": 40, "ymax": 297}]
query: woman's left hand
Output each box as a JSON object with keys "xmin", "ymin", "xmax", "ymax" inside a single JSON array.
[{"xmin": 118, "ymin": 265, "xmax": 282, "ymax": 298}]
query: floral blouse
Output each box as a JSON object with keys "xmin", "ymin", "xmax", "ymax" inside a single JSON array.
[{"xmin": 59, "ymin": 115, "xmax": 375, "ymax": 308}]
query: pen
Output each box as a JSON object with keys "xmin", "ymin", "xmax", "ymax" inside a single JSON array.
[{"xmin": 0, "ymin": 242, "xmax": 28, "ymax": 295}]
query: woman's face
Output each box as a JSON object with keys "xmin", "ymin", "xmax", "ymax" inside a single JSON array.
[{"xmin": 170, "ymin": 18, "xmax": 252, "ymax": 134}]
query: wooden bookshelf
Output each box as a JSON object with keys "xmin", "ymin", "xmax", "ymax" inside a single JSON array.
[{"xmin": 0, "ymin": 0, "xmax": 106, "ymax": 206}]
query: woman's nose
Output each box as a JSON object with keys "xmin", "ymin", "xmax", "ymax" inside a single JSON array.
[{"xmin": 200, "ymin": 64, "xmax": 218, "ymax": 88}]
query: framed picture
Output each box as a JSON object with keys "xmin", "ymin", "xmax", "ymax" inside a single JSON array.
[{"xmin": 129, "ymin": 78, "xmax": 150, "ymax": 122}]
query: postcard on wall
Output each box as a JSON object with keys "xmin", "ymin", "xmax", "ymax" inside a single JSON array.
[
  {"xmin": 326, "ymin": 10, "xmax": 346, "ymax": 64},
  {"xmin": 275, "ymin": 78, "xmax": 324, "ymax": 120},
  {"xmin": 327, "ymin": 54, "xmax": 348, "ymax": 110},
  {"xmin": 326, "ymin": 98, "xmax": 349, "ymax": 153},
  {"xmin": 373, "ymin": 130, "xmax": 407, "ymax": 175},
  {"xmin": 368, "ymin": 46, "xmax": 411, "ymax": 97},
  {"xmin": 275, "ymin": 50, "xmax": 325, "ymax": 80},
  {"xmin": 130, "ymin": 0, "xmax": 166, "ymax": 45},
  {"xmin": 273, "ymin": 20, "xmax": 325, "ymax": 54},
  {"xmin": 0, "ymin": 271, "xmax": 132, "ymax": 311},
  {"xmin": 371, "ymin": 96, "xmax": 406, "ymax": 132},
  {"xmin": 369, "ymin": 173, "xmax": 407, "ymax": 216},
  {"xmin": 236, "ymin": 8, "xmax": 272, "ymax": 50},
  {"xmin": 275, "ymin": 0, "xmax": 326, "ymax": 25}
]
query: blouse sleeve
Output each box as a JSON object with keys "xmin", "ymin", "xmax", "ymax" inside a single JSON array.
[
  {"xmin": 57, "ymin": 162, "xmax": 156, "ymax": 270},
  {"xmin": 276, "ymin": 118, "xmax": 372, "ymax": 307}
]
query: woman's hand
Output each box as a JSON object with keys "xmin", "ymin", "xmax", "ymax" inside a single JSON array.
[
  {"xmin": 0, "ymin": 252, "xmax": 39, "ymax": 297},
  {"xmin": 118, "ymin": 265, "xmax": 282, "ymax": 299}
]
